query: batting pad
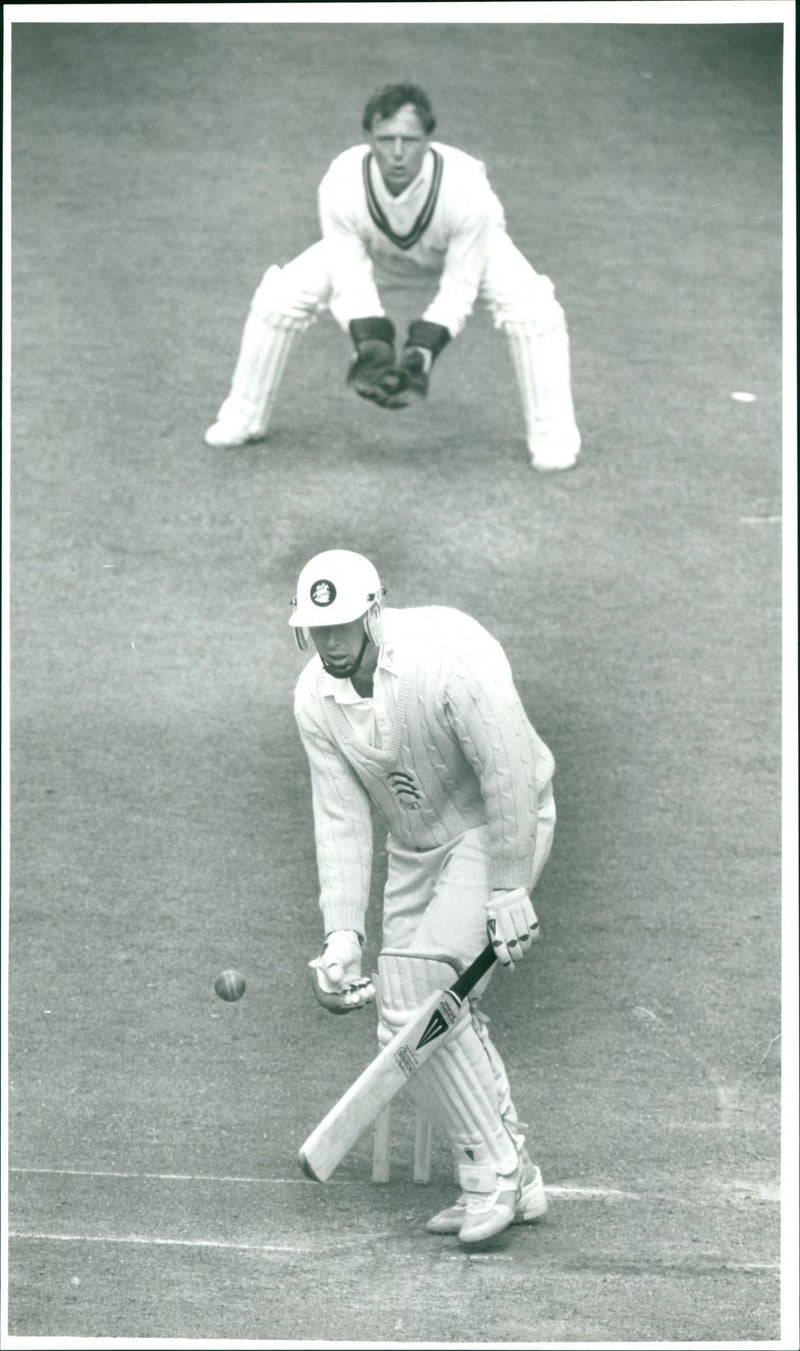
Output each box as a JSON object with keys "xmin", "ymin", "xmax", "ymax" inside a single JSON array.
[
  {"xmin": 376, "ymin": 952, "xmax": 519, "ymax": 1175},
  {"xmin": 375, "ymin": 950, "xmax": 456, "ymax": 1017},
  {"xmin": 471, "ymin": 1005, "xmax": 527, "ymax": 1155}
]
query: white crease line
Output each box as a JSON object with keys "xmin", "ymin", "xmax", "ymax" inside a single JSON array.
[
  {"xmin": 739, "ymin": 515, "xmax": 781, "ymax": 524},
  {"xmin": 9, "ymin": 1169, "xmax": 779, "ymax": 1205},
  {"xmin": 724, "ymin": 1262, "xmax": 781, "ymax": 1272},
  {"xmin": 8, "ymin": 1231, "xmax": 396, "ymax": 1253},
  {"xmin": 11, "ymin": 1167, "xmax": 308, "ymax": 1183},
  {"xmin": 547, "ymin": 1185, "xmax": 640, "ymax": 1199},
  {"xmin": 10, "ymin": 1167, "xmax": 640, "ymax": 1198},
  {"xmin": 7, "ymin": 1233, "xmax": 780, "ymax": 1273},
  {"xmin": 8, "ymin": 1232, "xmax": 314, "ymax": 1252}
]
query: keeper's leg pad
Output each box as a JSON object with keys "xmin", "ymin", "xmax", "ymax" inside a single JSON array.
[
  {"xmin": 375, "ymin": 952, "xmax": 519, "ymax": 1175},
  {"xmin": 504, "ymin": 321, "xmax": 581, "ymax": 467},
  {"xmin": 213, "ymin": 244, "xmax": 332, "ymax": 437},
  {"xmin": 477, "ymin": 233, "xmax": 580, "ymax": 466}
]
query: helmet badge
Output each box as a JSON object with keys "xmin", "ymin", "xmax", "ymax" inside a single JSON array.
[{"xmin": 310, "ymin": 579, "xmax": 336, "ymax": 607}]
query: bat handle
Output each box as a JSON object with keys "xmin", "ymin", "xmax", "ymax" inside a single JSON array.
[{"xmin": 450, "ymin": 942, "xmax": 497, "ymax": 1003}]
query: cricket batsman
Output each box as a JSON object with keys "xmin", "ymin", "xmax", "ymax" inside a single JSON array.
[
  {"xmin": 291, "ymin": 548, "xmax": 557, "ymax": 1244},
  {"xmin": 207, "ymin": 82, "xmax": 581, "ymax": 472}
]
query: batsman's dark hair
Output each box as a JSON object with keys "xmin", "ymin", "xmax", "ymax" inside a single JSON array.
[{"xmin": 362, "ymin": 83, "xmax": 436, "ymax": 135}]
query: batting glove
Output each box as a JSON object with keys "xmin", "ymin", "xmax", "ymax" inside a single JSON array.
[
  {"xmin": 486, "ymin": 888, "xmax": 540, "ymax": 969},
  {"xmin": 309, "ymin": 929, "xmax": 376, "ymax": 1015},
  {"xmin": 346, "ymin": 317, "xmax": 397, "ymax": 405}
]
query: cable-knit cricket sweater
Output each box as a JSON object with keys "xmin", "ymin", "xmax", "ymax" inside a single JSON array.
[{"xmin": 293, "ymin": 606, "xmax": 555, "ymax": 936}]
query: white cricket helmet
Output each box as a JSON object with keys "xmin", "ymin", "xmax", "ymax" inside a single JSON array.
[{"xmin": 289, "ymin": 549, "xmax": 386, "ymax": 652}]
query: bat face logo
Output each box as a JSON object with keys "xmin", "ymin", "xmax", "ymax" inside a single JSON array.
[
  {"xmin": 416, "ymin": 1007, "xmax": 453, "ymax": 1047},
  {"xmin": 394, "ymin": 999, "xmax": 458, "ymax": 1079},
  {"xmin": 310, "ymin": 579, "xmax": 336, "ymax": 607}
]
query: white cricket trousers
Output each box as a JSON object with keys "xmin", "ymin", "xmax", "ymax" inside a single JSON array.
[{"xmin": 380, "ymin": 792, "xmax": 556, "ymax": 968}]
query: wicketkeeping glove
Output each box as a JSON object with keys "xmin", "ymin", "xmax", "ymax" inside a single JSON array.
[
  {"xmin": 377, "ymin": 319, "xmax": 451, "ymax": 409},
  {"xmin": 309, "ymin": 929, "xmax": 376, "ymax": 1015},
  {"xmin": 486, "ymin": 888, "xmax": 540, "ymax": 969},
  {"xmin": 346, "ymin": 317, "xmax": 398, "ymax": 405}
]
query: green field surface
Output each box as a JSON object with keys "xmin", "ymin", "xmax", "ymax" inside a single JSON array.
[{"xmin": 5, "ymin": 17, "xmax": 789, "ymax": 1347}]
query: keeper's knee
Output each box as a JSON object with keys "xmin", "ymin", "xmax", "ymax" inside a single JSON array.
[
  {"xmin": 252, "ymin": 265, "xmax": 282, "ymax": 317},
  {"xmin": 250, "ymin": 259, "xmax": 323, "ymax": 330},
  {"xmin": 491, "ymin": 274, "xmax": 568, "ymax": 337},
  {"xmin": 501, "ymin": 298, "xmax": 567, "ymax": 339}
]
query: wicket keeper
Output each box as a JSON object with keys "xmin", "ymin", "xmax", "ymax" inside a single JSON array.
[
  {"xmin": 207, "ymin": 82, "xmax": 581, "ymax": 471},
  {"xmin": 291, "ymin": 549, "xmax": 556, "ymax": 1244}
]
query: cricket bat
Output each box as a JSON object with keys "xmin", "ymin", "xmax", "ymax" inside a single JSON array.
[{"xmin": 298, "ymin": 942, "xmax": 497, "ymax": 1181}]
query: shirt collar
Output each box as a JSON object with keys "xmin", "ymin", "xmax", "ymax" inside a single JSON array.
[{"xmin": 320, "ymin": 671, "xmax": 367, "ymax": 703}]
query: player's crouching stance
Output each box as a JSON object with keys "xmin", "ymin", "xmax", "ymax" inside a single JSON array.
[
  {"xmin": 207, "ymin": 83, "xmax": 580, "ymax": 472},
  {"xmin": 291, "ymin": 549, "xmax": 556, "ymax": 1243}
]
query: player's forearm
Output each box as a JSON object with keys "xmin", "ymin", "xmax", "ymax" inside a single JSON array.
[
  {"xmin": 317, "ymin": 874, "xmax": 372, "ymax": 938},
  {"xmin": 423, "ymin": 220, "xmax": 490, "ymax": 337},
  {"xmin": 488, "ymin": 842, "xmax": 539, "ymax": 892},
  {"xmin": 319, "ymin": 197, "xmax": 385, "ymax": 328},
  {"xmin": 312, "ymin": 794, "xmax": 374, "ymax": 934},
  {"xmin": 329, "ymin": 266, "xmax": 386, "ymax": 331},
  {"xmin": 422, "ymin": 277, "xmax": 480, "ymax": 339},
  {"xmin": 298, "ymin": 720, "xmax": 375, "ymax": 930}
]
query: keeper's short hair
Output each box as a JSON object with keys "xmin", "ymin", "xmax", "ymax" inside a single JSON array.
[{"xmin": 362, "ymin": 83, "xmax": 436, "ymax": 135}]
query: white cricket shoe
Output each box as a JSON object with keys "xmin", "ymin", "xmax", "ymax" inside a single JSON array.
[
  {"xmin": 427, "ymin": 1161, "xmax": 547, "ymax": 1240},
  {"xmin": 204, "ymin": 418, "xmax": 260, "ymax": 448}
]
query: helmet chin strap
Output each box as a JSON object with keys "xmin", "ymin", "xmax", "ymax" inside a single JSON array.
[{"xmin": 320, "ymin": 629, "xmax": 371, "ymax": 681}]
